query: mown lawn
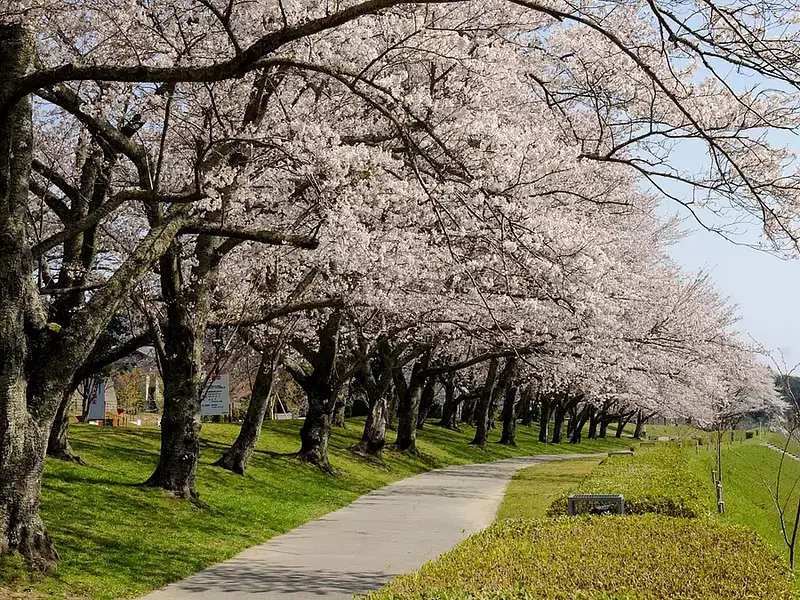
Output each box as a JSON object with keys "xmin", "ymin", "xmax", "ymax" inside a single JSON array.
[{"xmin": 0, "ymin": 419, "xmax": 631, "ymax": 600}]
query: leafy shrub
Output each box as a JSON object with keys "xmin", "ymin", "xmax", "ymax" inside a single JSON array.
[
  {"xmin": 548, "ymin": 446, "xmax": 708, "ymax": 518},
  {"xmin": 362, "ymin": 515, "xmax": 796, "ymax": 600}
]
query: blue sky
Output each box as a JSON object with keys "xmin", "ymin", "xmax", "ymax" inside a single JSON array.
[{"xmin": 663, "ymin": 204, "xmax": 800, "ymax": 369}]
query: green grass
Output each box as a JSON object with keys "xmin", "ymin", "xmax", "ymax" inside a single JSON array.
[
  {"xmin": 497, "ymin": 457, "xmax": 602, "ymax": 520},
  {"xmin": 364, "ymin": 443, "xmax": 797, "ymax": 600},
  {"xmin": 0, "ymin": 419, "xmax": 631, "ymax": 599},
  {"xmin": 362, "ymin": 515, "xmax": 797, "ymax": 600},
  {"xmin": 548, "ymin": 446, "xmax": 710, "ymax": 518},
  {"xmin": 687, "ymin": 438, "xmax": 800, "ymax": 585}
]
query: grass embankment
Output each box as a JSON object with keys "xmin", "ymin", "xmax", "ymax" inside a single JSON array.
[
  {"xmin": 687, "ymin": 436, "xmax": 800, "ymax": 582},
  {"xmin": 497, "ymin": 457, "xmax": 602, "ymax": 520},
  {"xmin": 366, "ymin": 443, "xmax": 797, "ymax": 600},
  {"xmin": 549, "ymin": 445, "xmax": 708, "ymax": 518},
  {"xmin": 0, "ymin": 419, "xmax": 629, "ymax": 600}
]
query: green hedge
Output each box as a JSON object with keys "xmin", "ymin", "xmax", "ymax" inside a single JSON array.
[
  {"xmin": 548, "ymin": 446, "xmax": 708, "ymax": 518},
  {"xmin": 362, "ymin": 515, "xmax": 797, "ymax": 600}
]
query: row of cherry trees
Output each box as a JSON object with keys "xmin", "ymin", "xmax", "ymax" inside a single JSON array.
[{"xmin": 1, "ymin": 0, "xmax": 797, "ymax": 571}]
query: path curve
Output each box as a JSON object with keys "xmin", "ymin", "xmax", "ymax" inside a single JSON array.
[{"xmin": 141, "ymin": 454, "xmax": 598, "ymax": 600}]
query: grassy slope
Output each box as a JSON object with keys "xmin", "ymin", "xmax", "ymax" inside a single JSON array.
[
  {"xmin": 688, "ymin": 439, "xmax": 800, "ymax": 572},
  {"xmin": 0, "ymin": 419, "xmax": 631, "ymax": 600},
  {"xmin": 497, "ymin": 457, "xmax": 602, "ymax": 520}
]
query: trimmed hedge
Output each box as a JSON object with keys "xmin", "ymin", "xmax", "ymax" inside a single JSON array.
[
  {"xmin": 548, "ymin": 446, "xmax": 708, "ymax": 518},
  {"xmin": 362, "ymin": 515, "xmax": 797, "ymax": 600}
]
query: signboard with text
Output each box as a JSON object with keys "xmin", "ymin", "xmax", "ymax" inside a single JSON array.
[
  {"xmin": 201, "ymin": 373, "xmax": 230, "ymax": 416},
  {"xmin": 88, "ymin": 380, "xmax": 105, "ymax": 421}
]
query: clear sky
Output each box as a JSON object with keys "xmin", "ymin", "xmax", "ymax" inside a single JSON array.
[{"xmin": 662, "ymin": 203, "xmax": 800, "ymax": 369}]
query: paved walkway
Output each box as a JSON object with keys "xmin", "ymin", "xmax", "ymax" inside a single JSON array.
[{"xmin": 141, "ymin": 454, "xmax": 596, "ymax": 600}]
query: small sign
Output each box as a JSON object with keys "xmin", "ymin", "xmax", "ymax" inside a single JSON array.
[
  {"xmin": 87, "ymin": 380, "xmax": 105, "ymax": 421},
  {"xmin": 201, "ymin": 373, "xmax": 229, "ymax": 415}
]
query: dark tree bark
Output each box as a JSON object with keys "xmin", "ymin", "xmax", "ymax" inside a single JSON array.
[
  {"xmin": 519, "ymin": 387, "xmax": 535, "ymax": 427},
  {"xmin": 460, "ymin": 394, "xmax": 477, "ymax": 425},
  {"xmin": 569, "ymin": 404, "xmax": 593, "ymax": 444},
  {"xmin": 0, "ymin": 53, "xmax": 58, "ymax": 564},
  {"xmin": 438, "ymin": 376, "xmax": 470, "ymax": 431},
  {"xmin": 471, "ymin": 357, "xmax": 511, "ymax": 448},
  {"xmin": 47, "ymin": 387, "xmax": 85, "ymax": 465},
  {"xmin": 566, "ymin": 405, "xmax": 578, "ymax": 439},
  {"xmin": 145, "ymin": 236, "xmax": 222, "ymax": 498},
  {"xmin": 350, "ymin": 343, "xmax": 394, "ymax": 458},
  {"xmin": 1, "ymin": 26, "xmax": 186, "ymax": 570},
  {"xmin": 214, "ymin": 351, "xmax": 276, "ymax": 474},
  {"xmin": 332, "ymin": 395, "xmax": 347, "ymax": 428},
  {"xmin": 598, "ymin": 405, "xmax": 610, "ymax": 438},
  {"xmin": 392, "ymin": 351, "xmax": 432, "ymax": 453},
  {"xmin": 386, "ymin": 386, "xmax": 398, "ymax": 431},
  {"xmin": 551, "ymin": 394, "xmax": 582, "ymax": 444},
  {"xmin": 499, "ymin": 385, "xmax": 519, "ymax": 445},
  {"xmin": 588, "ymin": 409, "xmax": 599, "ymax": 439},
  {"xmin": 351, "ymin": 397, "xmax": 387, "ymax": 457},
  {"xmin": 551, "ymin": 397, "xmax": 567, "ymax": 444},
  {"xmin": 416, "ymin": 376, "xmax": 436, "ymax": 430},
  {"xmin": 616, "ymin": 412, "xmax": 634, "ymax": 438},
  {"xmin": 538, "ymin": 395, "xmax": 551, "ymax": 443},
  {"xmin": 289, "ymin": 311, "xmax": 344, "ymax": 473},
  {"xmin": 634, "ymin": 409, "xmax": 647, "ymax": 439},
  {"xmin": 298, "ymin": 389, "xmax": 334, "ymax": 471}
]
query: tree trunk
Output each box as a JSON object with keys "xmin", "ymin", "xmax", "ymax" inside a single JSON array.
[
  {"xmin": 350, "ymin": 397, "xmax": 387, "ymax": 457},
  {"xmin": 634, "ymin": 410, "xmax": 646, "ymax": 439},
  {"xmin": 570, "ymin": 405, "xmax": 592, "ymax": 444},
  {"xmin": 0, "ymin": 25, "xmax": 61, "ymax": 572},
  {"xmin": 599, "ymin": 410, "xmax": 609, "ymax": 438},
  {"xmin": 520, "ymin": 390, "xmax": 534, "ymax": 427},
  {"xmin": 616, "ymin": 413, "xmax": 633, "ymax": 438},
  {"xmin": 566, "ymin": 406, "xmax": 578, "ymax": 439},
  {"xmin": 460, "ymin": 395, "xmax": 476, "ymax": 425},
  {"xmin": 46, "ymin": 388, "xmax": 86, "ymax": 464},
  {"xmin": 332, "ymin": 395, "xmax": 347, "ymax": 428},
  {"xmin": 551, "ymin": 399, "xmax": 567, "ymax": 444},
  {"xmin": 146, "ymin": 233, "xmax": 225, "ymax": 497},
  {"xmin": 437, "ymin": 378, "xmax": 464, "ymax": 431},
  {"xmin": 499, "ymin": 385, "xmax": 519, "ymax": 445},
  {"xmin": 538, "ymin": 396, "xmax": 551, "ymax": 443},
  {"xmin": 416, "ymin": 376, "xmax": 436, "ymax": 430},
  {"xmin": 387, "ymin": 386, "xmax": 398, "ymax": 431},
  {"xmin": 392, "ymin": 351, "xmax": 432, "ymax": 453},
  {"xmin": 298, "ymin": 390, "xmax": 334, "ymax": 472},
  {"xmin": 214, "ymin": 352, "xmax": 276, "ymax": 474},
  {"xmin": 588, "ymin": 409, "xmax": 599, "ymax": 439},
  {"xmin": 470, "ymin": 358, "xmax": 501, "ymax": 448}
]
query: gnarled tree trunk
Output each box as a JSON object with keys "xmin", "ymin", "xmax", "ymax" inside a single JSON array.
[
  {"xmin": 47, "ymin": 388, "xmax": 85, "ymax": 464},
  {"xmin": 634, "ymin": 409, "xmax": 646, "ymax": 439},
  {"xmin": 0, "ymin": 27, "xmax": 59, "ymax": 571},
  {"xmin": 538, "ymin": 395, "xmax": 551, "ymax": 443},
  {"xmin": 351, "ymin": 397, "xmax": 387, "ymax": 457},
  {"xmin": 471, "ymin": 358, "xmax": 503, "ymax": 448},
  {"xmin": 569, "ymin": 405, "xmax": 592, "ymax": 444},
  {"xmin": 393, "ymin": 353, "xmax": 431, "ymax": 453},
  {"xmin": 214, "ymin": 351, "xmax": 276, "ymax": 474},
  {"xmin": 437, "ymin": 376, "xmax": 466, "ymax": 431},
  {"xmin": 499, "ymin": 385, "xmax": 519, "ymax": 445},
  {"xmin": 416, "ymin": 376, "xmax": 436, "ymax": 430},
  {"xmin": 616, "ymin": 412, "xmax": 633, "ymax": 438}
]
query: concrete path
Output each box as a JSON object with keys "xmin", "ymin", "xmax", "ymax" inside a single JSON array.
[{"xmin": 141, "ymin": 454, "xmax": 596, "ymax": 600}]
